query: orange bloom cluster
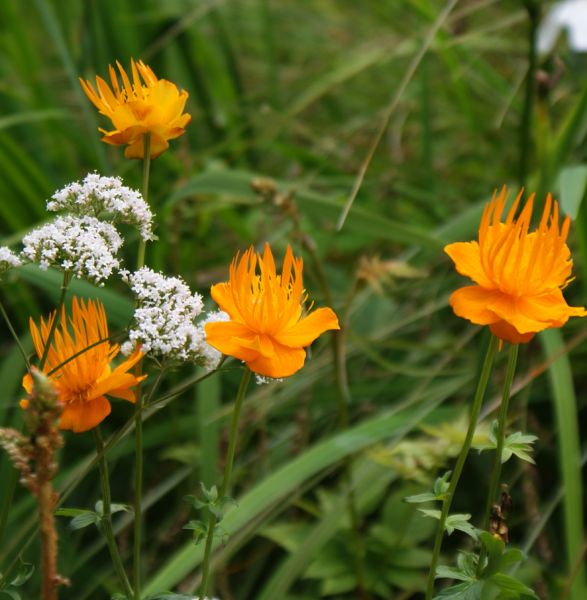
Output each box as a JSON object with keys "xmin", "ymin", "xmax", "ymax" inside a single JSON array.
[
  {"xmin": 22, "ymin": 297, "xmax": 145, "ymax": 433},
  {"xmin": 205, "ymin": 244, "xmax": 340, "ymax": 378},
  {"xmin": 80, "ymin": 59, "xmax": 191, "ymax": 159},
  {"xmin": 445, "ymin": 187, "xmax": 586, "ymax": 344}
]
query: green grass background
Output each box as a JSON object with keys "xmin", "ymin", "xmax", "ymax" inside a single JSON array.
[{"xmin": 0, "ymin": 0, "xmax": 586, "ymax": 598}]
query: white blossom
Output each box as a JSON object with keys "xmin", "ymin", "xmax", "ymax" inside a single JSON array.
[
  {"xmin": 0, "ymin": 247, "xmax": 22, "ymax": 275},
  {"xmin": 47, "ymin": 173, "xmax": 155, "ymax": 241},
  {"xmin": 22, "ymin": 215, "xmax": 122, "ymax": 285},
  {"xmin": 123, "ymin": 267, "xmax": 210, "ymax": 363},
  {"xmin": 255, "ymin": 374, "xmax": 284, "ymax": 385}
]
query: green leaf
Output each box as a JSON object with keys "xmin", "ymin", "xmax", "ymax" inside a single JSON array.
[
  {"xmin": 0, "ymin": 590, "xmax": 21, "ymax": 600},
  {"xmin": 8, "ymin": 559, "xmax": 34, "ymax": 587},
  {"xmin": 487, "ymin": 573, "xmax": 538, "ymax": 598},
  {"xmin": 433, "ymin": 471, "xmax": 452, "ymax": 498},
  {"xmin": 69, "ymin": 512, "xmax": 100, "ymax": 531},
  {"xmin": 559, "ymin": 164, "xmax": 587, "ymax": 220},
  {"xmin": 434, "ymin": 580, "xmax": 483, "ymax": 599},
  {"xmin": 435, "ymin": 565, "xmax": 473, "ymax": 582},
  {"xmin": 404, "ymin": 492, "xmax": 438, "ymax": 504},
  {"xmin": 56, "ymin": 507, "xmax": 99, "ymax": 530}
]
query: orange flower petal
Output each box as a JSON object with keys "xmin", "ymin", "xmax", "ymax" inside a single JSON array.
[
  {"xmin": 80, "ymin": 59, "xmax": 190, "ymax": 159},
  {"xmin": 274, "ymin": 307, "xmax": 340, "ymax": 347},
  {"xmin": 205, "ymin": 321, "xmax": 261, "ymax": 362},
  {"xmin": 445, "ymin": 241, "xmax": 494, "ymax": 288},
  {"xmin": 449, "ymin": 286, "xmax": 501, "ymax": 325},
  {"xmin": 207, "ymin": 244, "xmax": 337, "ymax": 376},
  {"xmin": 60, "ymin": 396, "xmax": 111, "ymax": 433},
  {"xmin": 247, "ymin": 343, "xmax": 306, "ymax": 378}
]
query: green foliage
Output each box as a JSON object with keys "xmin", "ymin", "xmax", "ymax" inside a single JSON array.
[
  {"xmin": 0, "ymin": 0, "xmax": 586, "ymax": 598},
  {"xmin": 0, "ymin": 559, "xmax": 34, "ymax": 600},
  {"xmin": 435, "ymin": 533, "xmax": 537, "ymax": 600},
  {"xmin": 475, "ymin": 422, "xmax": 538, "ymax": 464}
]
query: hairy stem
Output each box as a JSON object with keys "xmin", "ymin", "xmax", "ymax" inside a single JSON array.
[
  {"xmin": 199, "ymin": 368, "xmax": 251, "ymax": 597},
  {"xmin": 425, "ymin": 335, "xmax": 498, "ymax": 600}
]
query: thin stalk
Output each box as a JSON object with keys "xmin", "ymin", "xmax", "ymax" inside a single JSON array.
[
  {"xmin": 0, "ymin": 298, "xmax": 30, "ymax": 369},
  {"xmin": 477, "ymin": 343, "xmax": 519, "ymax": 575},
  {"xmin": 40, "ymin": 272, "xmax": 71, "ymax": 370},
  {"xmin": 481, "ymin": 343, "xmax": 519, "ymax": 530},
  {"xmin": 425, "ymin": 335, "xmax": 498, "ymax": 600},
  {"xmin": 199, "ymin": 368, "xmax": 252, "ymax": 597},
  {"xmin": 93, "ymin": 427, "xmax": 133, "ymax": 599},
  {"xmin": 133, "ymin": 132, "xmax": 151, "ymax": 600}
]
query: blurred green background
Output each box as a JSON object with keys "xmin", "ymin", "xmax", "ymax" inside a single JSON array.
[{"xmin": 1, "ymin": 0, "xmax": 587, "ymax": 598}]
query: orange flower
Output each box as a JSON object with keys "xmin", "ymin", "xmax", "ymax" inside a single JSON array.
[
  {"xmin": 22, "ymin": 297, "xmax": 145, "ymax": 433},
  {"xmin": 445, "ymin": 187, "xmax": 586, "ymax": 344},
  {"xmin": 80, "ymin": 59, "xmax": 191, "ymax": 159},
  {"xmin": 205, "ymin": 244, "xmax": 340, "ymax": 378}
]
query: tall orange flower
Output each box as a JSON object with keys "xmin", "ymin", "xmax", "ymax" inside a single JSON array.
[
  {"xmin": 205, "ymin": 244, "xmax": 340, "ymax": 378},
  {"xmin": 22, "ymin": 297, "xmax": 145, "ymax": 433},
  {"xmin": 80, "ymin": 59, "xmax": 191, "ymax": 159},
  {"xmin": 445, "ymin": 187, "xmax": 586, "ymax": 344}
]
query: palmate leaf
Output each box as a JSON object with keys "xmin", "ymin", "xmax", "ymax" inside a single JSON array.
[
  {"xmin": 418, "ymin": 510, "xmax": 478, "ymax": 539},
  {"xmin": 475, "ymin": 422, "xmax": 537, "ymax": 464},
  {"xmin": 405, "ymin": 471, "xmax": 452, "ymax": 504},
  {"xmin": 434, "ymin": 580, "xmax": 483, "ymax": 599}
]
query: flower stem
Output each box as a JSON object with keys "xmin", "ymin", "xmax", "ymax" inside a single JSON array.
[
  {"xmin": 133, "ymin": 132, "xmax": 151, "ymax": 600},
  {"xmin": 481, "ymin": 343, "xmax": 519, "ymax": 530},
  {"xmin": 476, "ymin": 342, "xmax": 518, "ymax": 576},
  {"xmin": 40, "ymin": 272, "xmax": 71, "ymax": 370},
  {"xmin": 93, "ymin": 427, "xmax": 134, "ymax": 599},
  {"xmin": 425, "ymin": 334, "xmax": 498, "ymax": 600},
  {"xmin": 199, "ymin": 367, "xmax": 252, "ymax": 597}
]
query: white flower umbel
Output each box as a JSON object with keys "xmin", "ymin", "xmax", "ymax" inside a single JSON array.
[
  {"xmin": 22, "ymin": 215, "xmax": 122, "ymax": 285},
  {"xmin": 47, "ymin": 173, "xmax": 155, "ymax": 241},
  {"xmin": 0, "ymin": 247, "xmax": 22, "ymax": 275},
  {"xmin": 122, "ymin": 267, "xmax": 209, "ymax": 363}
]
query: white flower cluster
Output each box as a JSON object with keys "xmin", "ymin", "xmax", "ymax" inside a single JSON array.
[
  {"xmin": 47, "ymin": 172, "xmax": 154, "ymax": 241},
  {"xmin": 122, "ymin": 268, "xmax": 223, "ymax": 368},
  {"xmin": 0, "ymin": 247, "xmax": 22, "ymax": 275},
  {"xmin": 22, "ymin": 216, "xmax": 122, "ymax": 285}
]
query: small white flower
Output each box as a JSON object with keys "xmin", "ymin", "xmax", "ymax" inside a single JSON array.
[
  {"xmin": 124, "ymin": 267, "xmax": 209, "ymax": 363},
  {"xmin": 538, "ymin": 0, "xmax": 587, "ymax": 54},
  {"xmin": 22, "ymin": 215, "xmax": 122, "ymax": 285},
  {"xmin": 255, "ymin": 374, "xmax": 284, "ymax": 385},
  {"xmin": 47, "ymin": 172, "xmax": 155, "ymax": 241},
  {"xmin": 0, "ymin": 247, "xmax": 22, "ymax": 275}
]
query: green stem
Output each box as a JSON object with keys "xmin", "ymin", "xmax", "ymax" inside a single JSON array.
[
  {"xmin": 40, "ymin": 272, "xmax": 71, "ymax": 370},
  {"xmin": 0, "ymin": 298, "xmax": 30, "ymax": 369},
  {"xmin": 133, "ymin": 132, "xmax": 151, "ymax": 600},
  {"xmin": 425, "ymin": 334, "xmax": 498, "ymax": 600},
  {"xmin": 482, "ymin": 343, "xmax": 519, "ymax": 530},
  {"xmin": 199, "ymin": 368, "xmax": 252, "ymax": 597},
  {"xmin": 477, "ymin": 343, "xmax": 518, "ymax": 576},
  {"xmin": 93, "ymin": 427, "xmax": 134, "ymax": 599}
]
